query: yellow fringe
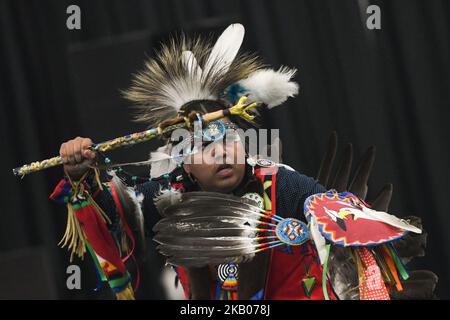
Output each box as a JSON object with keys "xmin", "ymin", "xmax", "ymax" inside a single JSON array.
[
  {"xmin": 115, "ymin": 283, "xmax": 135, "ymax": 300},
  {"xmin": 58, "ymin": 204, "xmax": 87, "ymax": 262},
  {"xmin": 94, "ymin": 168, "xmax": 104, "ymax": 191},
  {"xmin": 59, "ymin": 171, "xmax": 111, "ymax": 262}
]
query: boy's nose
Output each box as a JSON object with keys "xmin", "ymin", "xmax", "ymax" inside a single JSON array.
[{"xmin": 211, "ymin": 141, "xmax": 225, "ymax": 157}]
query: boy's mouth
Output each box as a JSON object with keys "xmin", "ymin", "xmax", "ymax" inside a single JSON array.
[{"xmin": 215, "ymin": 164, "xmax": 234, "ymax": 178}]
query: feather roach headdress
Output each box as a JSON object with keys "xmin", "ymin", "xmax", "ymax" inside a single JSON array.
[
  {"xmin": 123, "ymin": 24, "xmax": 299, "ymax": 126},
  {"xmin": 122, "ymin": 24, "xmax": 299, "ymax": 178}
]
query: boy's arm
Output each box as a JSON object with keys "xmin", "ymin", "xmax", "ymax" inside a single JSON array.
[{"xmin": 275, "ymin": 167, "xmax": 327, "ymax": 219}]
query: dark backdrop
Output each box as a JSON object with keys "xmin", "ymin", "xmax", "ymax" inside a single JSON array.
[{"xmin": 0, "ymin": 0, "xmax": 449, "ymax": 299}]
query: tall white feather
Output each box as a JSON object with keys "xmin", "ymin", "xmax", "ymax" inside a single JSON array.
[
  {"xmin": 149, "ymin": 145, "xmax": 178, "ymax": 178},
  {"xmin": 237, "ymin": 66, "xmax": 299, "ymax": 108},
  {"xmin": 203, "ymin": 23, "xmax": 245, "ymax": 77}
]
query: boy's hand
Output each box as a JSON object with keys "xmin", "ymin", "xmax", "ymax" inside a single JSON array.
[{"xmin": 59, "ymin": 137, "xmax": 96, "ymax": 180}]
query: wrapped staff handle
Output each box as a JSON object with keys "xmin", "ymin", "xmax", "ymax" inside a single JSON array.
[{"xmin": 13, "ymin": 96, "xmax": 258, "ymax": 177}]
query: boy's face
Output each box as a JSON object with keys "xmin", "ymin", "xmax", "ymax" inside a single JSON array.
[{"xmin": 183, "ymin": 117, "xmax": 246, "ymax": 193}]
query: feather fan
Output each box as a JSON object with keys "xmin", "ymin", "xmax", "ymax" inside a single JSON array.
[{"xmin": 152, "ymin": 192, "xmax": 287, "ymax": 267}]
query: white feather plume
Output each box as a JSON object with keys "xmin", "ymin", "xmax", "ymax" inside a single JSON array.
[
  {"xmin": 236, "ymin": 66, "xmax": 299, "ymax": 108},
  {"xmin": 149, "ymin": 145, "xmax": 178, "ymax": 178}
]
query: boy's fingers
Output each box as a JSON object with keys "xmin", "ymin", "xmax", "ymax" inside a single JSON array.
[
  {"xmin": 83, "ymin": 149, "xmax": 96, "ymax": 159},
  {"xmin": 60, "ymin": 137, "xmax": 94, "ymax": 167},
  {"xmin": 67, "ymin": 142, "xmax": 76, "ymax": 165},
  {"xmin": 60, "ymin": 143, "xmax": 68, "ymax": 164},
  {"xmin": 81, "ymin": 138, "xmax": 93, "ymax": 150},
  {"xmin": 74, "ymin": 140, "xmax": 83, "ymax": 163},
  {"xmin": 81, "ymin": 138, "xmax": 95, "ymax": 159}
]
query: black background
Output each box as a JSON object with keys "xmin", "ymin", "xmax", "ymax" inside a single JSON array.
[{"xmin": 0, "ymin": 0, "xmax": 448, "ymax": 299}]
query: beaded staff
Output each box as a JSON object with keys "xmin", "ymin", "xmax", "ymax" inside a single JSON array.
[{"xmin": 13, "ymin": 96, "xmax": 258, "ymax": 177}]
